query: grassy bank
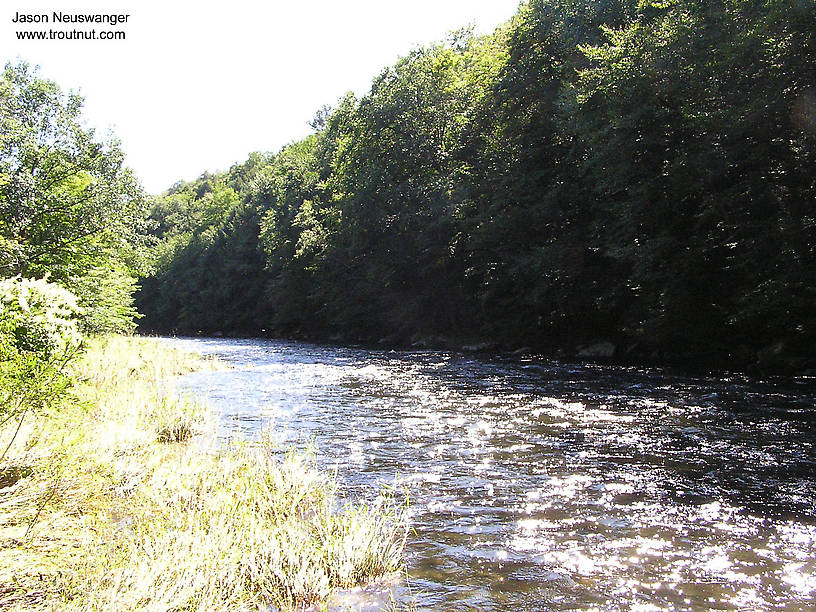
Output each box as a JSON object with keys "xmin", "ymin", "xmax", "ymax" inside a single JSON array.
[{"xmin": 0, "ymin": 336, "xmax": 407, "ymax": 610}]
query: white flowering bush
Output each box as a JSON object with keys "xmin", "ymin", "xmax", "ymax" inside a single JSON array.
[
  {"xmin": 0, "ymin": 277, "xmax": 83, "ymax": 358},
  {"xmin": 0, "ymin": 277, "xmax": 84, "ymax": 425}
]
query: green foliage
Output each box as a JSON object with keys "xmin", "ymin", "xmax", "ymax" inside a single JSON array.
[
  {"xmin": 68, "ymin": 264, "xmax": 141, "ymax": 334},
  {"xmin": 0, "ymin": 276, "xmax": 82, "ymax": 359},
  {"xmin": 0, "ymin": 62, "xmax": 149, "ymax": 334},
  {"xmin": 570, "ymin": 0, "xmax": 816, "ymax": 360},
  {"xmin": 136, "ymin": 0, "xmax": 816, "ymax": 372},
  {"xmin": 0, "ymin": 277, "xmax": 83, "ymax": 426},
  {"xmin": 136, "ymin": 157, "xmax": 276, "ymax": 334}
]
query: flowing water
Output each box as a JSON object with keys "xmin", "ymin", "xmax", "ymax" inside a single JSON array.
[{"xmin": 162, "ymin": 337, "xmax": 816, "ymax": 611}]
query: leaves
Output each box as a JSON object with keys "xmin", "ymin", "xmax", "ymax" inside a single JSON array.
[
  {"xmin": 0, "ymin": 62, "xmax": 149, "ymax": 333},
  {"xmin": 135, "ymin": 0, "xmax": 816, "ymax": 370}
]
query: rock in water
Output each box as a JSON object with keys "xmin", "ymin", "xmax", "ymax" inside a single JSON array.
[{"xmin": 577, "ymin": 341, "xmax": 616, "ymax": 358}]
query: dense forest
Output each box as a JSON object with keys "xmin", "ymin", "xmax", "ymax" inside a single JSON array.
[
  {"xmin": 3, "ymin": 0, "xmax": 813, "ymax": 376},
  {"xmin": 2, "ymin": 4, "xmax": 814, "ymax": 604},
  {"xmin": 136, "ymin": 0, "xmax": 816, "ymax": 374}
]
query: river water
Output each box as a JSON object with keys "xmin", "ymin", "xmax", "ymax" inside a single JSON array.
[{"xmin": 162, "ymin": 337, "xmax": 816, "ymax": 611}]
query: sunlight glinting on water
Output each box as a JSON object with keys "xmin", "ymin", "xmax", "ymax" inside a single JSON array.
[{"xmin": 164, "ymin": 337, "xmax": 816, "ymax": 611}]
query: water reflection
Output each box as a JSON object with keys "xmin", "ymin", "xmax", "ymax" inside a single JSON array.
[{"xmin": 163, "ymin": 337, "xmax": 816, "ymax": 611}]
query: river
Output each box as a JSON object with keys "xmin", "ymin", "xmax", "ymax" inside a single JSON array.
[{"xmin": 161, "ymin": 336, "xmax": 816, "ymax": 611}]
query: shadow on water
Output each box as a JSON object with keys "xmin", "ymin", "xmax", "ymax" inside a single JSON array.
[{"xmin": 163, "ymin": 337, "xmax": 816, "ymax": 611}]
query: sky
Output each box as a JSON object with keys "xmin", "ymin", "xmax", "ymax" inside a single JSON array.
[{"xmin": 2, "ymin": 0, "xmax": 521, "ymax": 193}]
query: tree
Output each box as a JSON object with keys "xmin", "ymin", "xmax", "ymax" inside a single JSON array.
[
  {"xmin": 0, "ymin": 62, "xmax": 148, "ymax": 332},
  {"xmin": 134, "ymin": 0, "xmax": 815, "ymax": 371},
  {"xmin": 572, "ymin": 0, "xmax": 816, "ymax": 360}
]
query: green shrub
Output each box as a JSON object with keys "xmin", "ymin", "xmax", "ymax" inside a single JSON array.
[
  {"xmin": 0, "ymin": 277, "xmax": 84, "ymax": 428},
  {"xmin": 0, "ymin": 276, "xmax": 83, "ymax": 358}
]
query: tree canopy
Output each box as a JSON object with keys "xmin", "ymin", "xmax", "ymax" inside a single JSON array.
[
  {"xmin": 136, "ymin": 0, "xmax": 815, "ymax": 373},
  {"xmin": 0, "ymin": 62, "xmax": 149, "ymax": 333}
]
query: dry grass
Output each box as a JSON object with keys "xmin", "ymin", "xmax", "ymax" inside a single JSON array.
[{"xmin": 0, "ymin": 335, "xmax": 407, "ymax": 611}]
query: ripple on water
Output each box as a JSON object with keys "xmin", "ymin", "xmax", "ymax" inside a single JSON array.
[{"xmin": 163, "ymin": 337, "xmax": 816, "ymax": 611}]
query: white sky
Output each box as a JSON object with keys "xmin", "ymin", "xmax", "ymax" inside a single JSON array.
[{"xmin": 2, "ymin": 0, "xmax": 521, "ymax": 193}]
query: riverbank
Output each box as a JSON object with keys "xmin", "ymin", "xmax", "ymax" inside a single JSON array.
[
  {"xmin": 0, "ymin": 336, "xmax": 406, "ymax": 610},
  {"xmin": 153, "ymin": 335, "xmax": 816, "ymax": 610},
  {"xmin": 143, "ymin": 326, "xmax": 816, "ymax": 379}
]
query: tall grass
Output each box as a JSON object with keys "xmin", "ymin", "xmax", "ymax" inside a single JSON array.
[{"xmin": 0, "ymin": 336, "xmax": 407, "ymax": 610}]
